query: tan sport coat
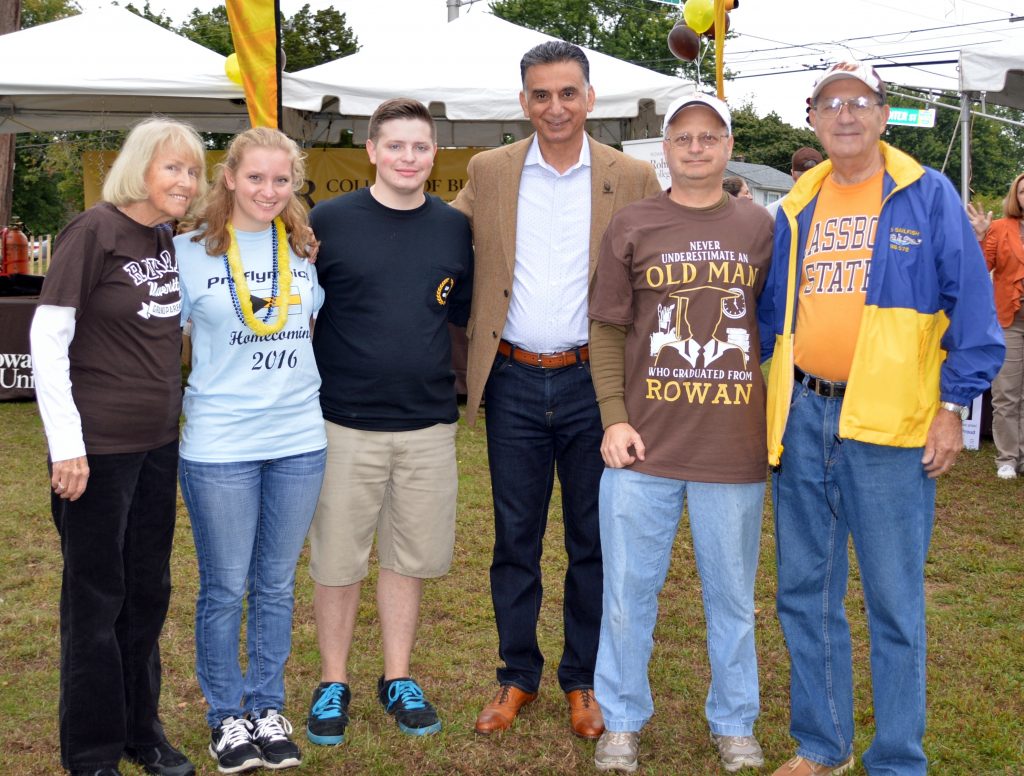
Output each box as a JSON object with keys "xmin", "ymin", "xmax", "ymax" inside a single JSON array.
[{"xmin": 451, "ymin": 134, "xmax": 662, "ymax": 425}]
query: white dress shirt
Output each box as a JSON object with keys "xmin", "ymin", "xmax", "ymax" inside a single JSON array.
[{"xmin": 502, "ymin": 135, "xmax": 592, "ymax": 353}]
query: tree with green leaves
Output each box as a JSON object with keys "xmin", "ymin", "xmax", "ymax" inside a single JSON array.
[
  {"xmin": 730, "ymin": 102, "xmax": 822, "ymax": 174},
  {"xmin": 491, "ymin": 0, "xmax": 726, "ymax": 85},
  {"xmin": 281, "ymin": 4, "xmax": 359, "ymax": 72},
  {"xmin": 884, "ymin": 90, "xmax": 1024, "ymax": 199}
]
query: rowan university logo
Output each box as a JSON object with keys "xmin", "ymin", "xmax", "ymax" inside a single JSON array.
[{"xmin": 436, "ymin": 276, "xmax": 455, "ymax": 306}]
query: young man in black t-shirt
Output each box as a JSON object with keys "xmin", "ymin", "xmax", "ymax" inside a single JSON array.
[{"xmin": 304, "ymin": 98, "xmax": 472, "ymax": 747}]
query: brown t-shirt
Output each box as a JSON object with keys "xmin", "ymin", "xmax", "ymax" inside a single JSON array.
[
  {"xmin": 590, "ymin": 191, "xmax": 773, "ymax": 483},
  {"xmin": 39, "ymin": 202, "xmax": 182, "ymax": 454}
]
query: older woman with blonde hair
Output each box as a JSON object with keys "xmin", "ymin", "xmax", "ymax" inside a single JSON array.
[
  {"xmin": 175, "ymin": 127, "xmax": 325, "ymax": 773},
  {"xmin": 31, "ymin": 116, "xmax": 206, "ymax": 776},
  {"xmin": 969, "ymin": 172, "xmax": 1024, "ymax": 478}
]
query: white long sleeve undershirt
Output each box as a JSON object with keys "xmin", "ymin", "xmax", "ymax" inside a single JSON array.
[{"xmin": 30, "ymin": 304, "xmax": 86, "ymax": 462}]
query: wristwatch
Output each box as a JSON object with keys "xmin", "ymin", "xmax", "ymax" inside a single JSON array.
[{"xmin": 939, "ymin": 401, "xmax": 969, "ymax": 421}]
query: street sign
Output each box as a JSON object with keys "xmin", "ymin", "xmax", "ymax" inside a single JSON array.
[{"xmin": 887, "ymin": 107, "xmax": 936, "ymax": 128}]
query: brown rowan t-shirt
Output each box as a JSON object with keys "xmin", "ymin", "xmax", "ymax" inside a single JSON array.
[
  {"xmin": 590, "ymin": 192, "xmax": 772, "ymax": 483},
  {"xmin": 39, "ymin": 202, "xmax": 182, "ymax": 454}
]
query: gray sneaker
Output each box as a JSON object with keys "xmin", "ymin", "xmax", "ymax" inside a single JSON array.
[
  {"xmin": 594, "ymin": 730, "xmax": 639, "ymax": 773},
  {"xmin": 711, "ymin": 733, "xmax": 765, "ymax": 772}
]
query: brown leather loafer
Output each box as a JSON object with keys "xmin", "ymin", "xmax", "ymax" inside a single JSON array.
[
  {"xmin": 567, "ymin": 687, "xmax": 604, "ymax": 739},
  {"xmin": 474, "ymin": 684, "xmax": 538, "ymax": 734}
]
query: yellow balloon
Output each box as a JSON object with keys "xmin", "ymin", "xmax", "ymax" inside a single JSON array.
[
  {"xmin": 225, "ymin": 53, "xmax": 243, "ymax": 85},
  {"xmin": 683, "ymin": 0, "xmax": 715, "ymax": 35}
]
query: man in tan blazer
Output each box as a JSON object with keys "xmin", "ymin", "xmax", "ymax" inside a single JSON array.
[{"xmin": 451, "ymin": 40, "xmax": 661, "ymax": 740}]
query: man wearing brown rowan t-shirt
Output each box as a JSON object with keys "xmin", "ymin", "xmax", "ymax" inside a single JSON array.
[{"xmin": 588, "ymin": 94, "xmax": 772, "ymax": 774}]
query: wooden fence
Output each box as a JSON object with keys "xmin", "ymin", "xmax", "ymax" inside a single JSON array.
[{"xmin": 26, "ymin": 233, "xmax": 52, "ymax": 275}]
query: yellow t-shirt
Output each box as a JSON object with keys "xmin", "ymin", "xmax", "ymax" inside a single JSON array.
[{"xmin": 794, "ymin": 169, "xmax": 884, "ymax": 382}]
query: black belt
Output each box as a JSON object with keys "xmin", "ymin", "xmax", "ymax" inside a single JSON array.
[{"xmin": 795, "ymin": 366, "xmax": 847, "ymax": 398}]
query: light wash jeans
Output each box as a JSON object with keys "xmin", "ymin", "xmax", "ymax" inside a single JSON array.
[
  {"xmin": 772, "ymin": 379, "xmax": 934, "ymax": 775},
  {"xmin": 179, "ymin": 448, "xmax": 326, "ymax": 727},
  {"xmin": 594, "ymin": 467, "xmax": 764, "ymax": 735}
]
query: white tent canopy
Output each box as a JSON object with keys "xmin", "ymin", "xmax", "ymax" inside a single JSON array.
[
  {"xmin": 960, "ymin": 41, "xmax": 1024, "ymax": 111},
  {"xmin": 296, "ymin": 11, "xmax": 691, "ymax": 147},
  {"xmin": 0, "ymin": 8, "xmax": 324, "ymax": 136}
]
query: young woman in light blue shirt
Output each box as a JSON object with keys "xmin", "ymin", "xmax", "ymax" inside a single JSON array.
[{"xmin": 174, "ymin": 127, "xmax": 326, "ymax": 773}]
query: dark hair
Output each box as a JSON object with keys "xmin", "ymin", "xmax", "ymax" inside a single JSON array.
[
  {"xmin": 368, "ymin": 98, "xmax": 436, "ymax": 143},
  {"xmin": 723, "ymin": 176, "xmax": 745, "ymax": 197},
  {"xmin": 519, "ymin": 41, "xmax": 590, "ymax": 87}
]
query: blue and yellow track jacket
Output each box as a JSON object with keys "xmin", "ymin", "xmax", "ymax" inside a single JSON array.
[{"xmin": 758, "ymin": 142, "xmax": 1004, "ymax": 467}]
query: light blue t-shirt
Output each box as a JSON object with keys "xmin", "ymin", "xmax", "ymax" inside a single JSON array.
[{"xmin": 175, "ymin": 225, "xmax": 327, "ymax": 463}]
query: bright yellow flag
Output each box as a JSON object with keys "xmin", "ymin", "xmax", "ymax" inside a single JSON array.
[{"xmin": 225, "ymin": 0, "xmax": 280, "ymax": 129}]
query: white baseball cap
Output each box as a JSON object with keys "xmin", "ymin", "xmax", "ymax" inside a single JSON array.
[
  {"xmin": 811, "ymin": 60, "xmax": 887, "ymax": 101},
  {"xmin": 662, "ymin": 92, "xmax": 732, "ymax": 136}
]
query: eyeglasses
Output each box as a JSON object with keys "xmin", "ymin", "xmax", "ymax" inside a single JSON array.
[
  {"xmin": 666, "ymin": 132, "xmax": 729, "ymax": 150},
  {"xmin": 813, "ymin": 95, "xmax": 882, "ymax": 119}
]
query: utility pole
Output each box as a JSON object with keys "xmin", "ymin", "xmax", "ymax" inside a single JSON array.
[
  {"xmin": 447, "ymin": 0, "xmax": 460, "ymax": 22},
  {"xmin": 0, "ymin": 0, "xmax": 21, "ymax": 228}
]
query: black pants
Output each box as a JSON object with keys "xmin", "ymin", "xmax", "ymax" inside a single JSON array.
[{"xmin": 51, "ymin": 439, "xmax": 178, "ymax": 771}]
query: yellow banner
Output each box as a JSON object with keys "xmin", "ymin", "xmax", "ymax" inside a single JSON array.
[
  {"xmin": 83, "ymin": 148, "xmax": 483, "ymax": 211},
  {"xmin": 226, "ymin": 0, "xmax": 280, "ymax": 129}
]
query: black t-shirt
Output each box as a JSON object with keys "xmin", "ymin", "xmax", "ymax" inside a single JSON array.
[
  {"xmin": 38, "ymin": 202, "xmax": 182, "ymax": 454},
  {"xmin": 310, "ymin": 188, "xmax": 473, "ymax": 431}
]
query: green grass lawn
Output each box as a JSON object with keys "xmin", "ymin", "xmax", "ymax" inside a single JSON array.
[{"xmin": 0, "ymin": 400, "xmax": 1021, "ymax": 775}]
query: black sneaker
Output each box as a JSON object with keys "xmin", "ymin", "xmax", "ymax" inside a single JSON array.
[
  {"xmin": 208, "ymin": 716, "xmax": 262, "ymax": 774},
  {"xmin": 123, "ymin": 739, "xmax": 195, "ymax": 776},
  {"xmin": 251, "ymin": 709, "xmax": 301, "ymax": 769},
  {"xmin": 377, "ymin": 676, "xmax": 442, "ymax": 736},
  {"xmin": 306, "ymin": 681, "xmax": 351, "ymax": 746}
]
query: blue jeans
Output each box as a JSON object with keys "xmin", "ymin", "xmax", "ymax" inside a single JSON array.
[
  {"xmin": 51, "ymin": 439, "xmax": 179, "ymax": 771},
  {"xmin": 595, "ymin": 467, "xmax": 764, "ymax": 734},
  {"xmin": 179, "ymin": 448, "xmax": 326, "ymax": 727},
  {"xmin": 483, "ymin": 351, "xmax": 604, "ymax": 693},
  {"xmin": 772, "ymin": 381, "xmax": 934, "ymax": 775}
]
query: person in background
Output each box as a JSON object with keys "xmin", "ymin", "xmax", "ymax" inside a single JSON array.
[
  {"xmin": 174, "ymin": 127, "xmax": 326, "ymax": 773},
  {"xmin": 765, "ymin": 147, "xmax": 824, "ymax": 218},
  {"xmin": 760, "ymin": 60, "xmax": 1003, "ymax": 776},
  {"xmin": 589, "ymin": 93, "xmax": 773, "ymax": 774},
  {"xmin": 30, "ymin": 117, "xmax": 205, "ymax": 776},
  {"xmin": 304, "ymin": 97, "xmax": 472, "ymax": 746},
  {"xmin": 451, "ymin": 40, "xmax": 661, "ymax": 739},
  {"xmin": 968, "ymin": 172, "xmax": 1024, "ymax": 479},
  {"xmin": 723, "ymin": 175, "xmax": 753, "ymax": 199}
]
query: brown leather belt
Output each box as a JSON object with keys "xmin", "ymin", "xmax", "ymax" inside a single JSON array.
[
  {"xmin": 795, "ymin": 366, "xmax": 847, "ymax": 398},
  {"xmin": 498, "ymin": 339, "xmax": 589, "ymax": 369}
]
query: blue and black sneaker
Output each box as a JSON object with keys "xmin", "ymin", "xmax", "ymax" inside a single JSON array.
[
  {"xmin": 306, "ymin": 681, "xmax": 351, "ymax": 746},
  {"xmin": 377, "ymin": 676, "xmax": 442, "ymax": 736}
]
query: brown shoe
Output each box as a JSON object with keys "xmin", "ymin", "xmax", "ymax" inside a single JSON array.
[
  {"xmin": 474, "ymin": 685, "xmax": 538, "ymax": 734},
  {"xmin": 566, "ymin": 688, "xmax": 604, "ymax": 739},
  {"xmin": 771, "ymin": 755, "xmax": 855, "ymax": 775}
]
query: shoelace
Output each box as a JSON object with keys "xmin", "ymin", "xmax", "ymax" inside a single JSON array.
[
  {"xmin": 577, "ymin": 688, "xmax": 594, "ymax": 708},
  {"xmin": 311, "ymin": 684, "xmax": 345, "ymax": 719},
  {"xmin": 603, "ymin": 731, "xmax": 636, "ymax": 746},
  {"xmin": 387, "ymin": 680, "xmax": 426, "ymax": 711},
  {"xmin": 217, "ymin": 717, "xmax": 254, "ymax": 751},
  {"xmin": 253, "ymin": 710, "xmax": 293, "ymax": 743}
]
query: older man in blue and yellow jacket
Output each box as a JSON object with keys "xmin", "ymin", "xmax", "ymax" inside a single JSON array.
[{"xmin": 758, "ymin": 61, "xmax": 1003, "ymax": 776}]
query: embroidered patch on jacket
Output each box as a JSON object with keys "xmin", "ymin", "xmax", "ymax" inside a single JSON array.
[{"xmin": 889, "ymin": 227, "xmax": 922, "ymax": 253}]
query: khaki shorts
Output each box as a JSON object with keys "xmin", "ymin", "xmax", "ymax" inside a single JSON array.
[{"xmin": 309, "ymin": 421, "xmax": 458, "ymax": 586}]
